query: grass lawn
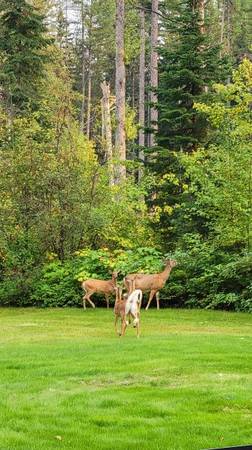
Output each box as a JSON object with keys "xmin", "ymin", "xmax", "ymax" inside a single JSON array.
[{"xmin": 0, "ymin": 307, "xmax": 252, "ymax": 450}]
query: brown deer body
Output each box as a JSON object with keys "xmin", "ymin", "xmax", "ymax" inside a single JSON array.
[
  {"xmin": 124, "ymin": 259, "xmax": 177, "ymax": 310},
  {"xmin": 114, "ymin": 286, "xmax": 127, "ymax": 336},
  {"xmin": 82, "ymin": 272, "xmax": 118, "ymax": 309}
]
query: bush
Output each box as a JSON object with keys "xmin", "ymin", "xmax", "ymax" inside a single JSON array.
[
  {"xmin": 31, "ymin": 261, "xmax": 82, "ymax": 307},
  {"xmin": 1, "ymin": 244, "xmax": 251, "ymax": 312},
  {"xmin": 165, "ymin": 236, "xmax": 252, "ymax": 311},
  {"xmin": 25, "ymin": 247, "xmax": 165, "ymax": 308}
]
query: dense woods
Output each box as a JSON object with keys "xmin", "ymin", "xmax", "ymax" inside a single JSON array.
[{"xmin": 0, "ymin": 0, "xmax": 251, "ymax": 310}]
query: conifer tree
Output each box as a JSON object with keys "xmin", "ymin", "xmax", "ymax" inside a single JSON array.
[
  {"xmin": 156, "ymin": 0, "xmax": 228, "ymax": 152},
  {"xmin": 147, "ymin": 0, "xmax": 229, "ymax": 248},
  {"xmin": 0, "ymin": 0, "xmax": 50, "ymax": 112}
]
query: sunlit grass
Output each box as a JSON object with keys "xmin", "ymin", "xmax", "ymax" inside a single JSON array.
[{"xmin": 0, "ymin": 307, "xmax": 251, "ymax": 450}]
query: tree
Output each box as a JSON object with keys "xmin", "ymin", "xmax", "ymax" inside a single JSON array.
[
  {"xmin": 183, "ymin": 59, "xmax": 252, "ymax": 251},
  {"xmin": 138, "ymin": 6, "xmax": 146, "ymax": 175},
  {"xmin": 115, "ymin": 0, "xmax": 126, "ymax": 180},
  {"xmin": 147, "ymin": 0, "xmax": 229, "ymax": 247},
  {"xmin": 0, "ymin": 0, "xmax": 50, "ymax": 113},
  {"xmin": 157, "ymin": 0, "xmax": 228, "ymax": 152},
  {"xmin": 149, "ymin": 0, "xmax": 159, "ymax": 147},
  {"xmin": 101, "ymin": 81, "xmax": 113, "ymax": 185}
]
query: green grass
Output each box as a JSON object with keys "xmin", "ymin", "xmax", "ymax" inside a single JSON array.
[{"xmin": 0, "ymin": 308, "xmax": 252, "ymax": 450}]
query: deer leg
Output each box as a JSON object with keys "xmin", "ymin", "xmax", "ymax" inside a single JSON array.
[
  {"xmin": 85, "ymin": 292, "xmax": 95, "ymax": 309},
  {"xmin": 105, "ymin": 295, "xmax": 109, "ymax": 309},
  {"xmin": 121, "ymin": 317, "xmax": 127, "ymax": 336},
  {"xmin": 145, "ymin": 290, "xmax": 156, "ymax": 310},
  {"xmin": 82, "ymin": 288, "xmax": 87, "ymax": 310},
  {"xmin": 115, "ymin": 315, "xmax": 119, "ymax": 335},
  {"xmin": 156, "ymin": 291, "xmax": 160, "ymax": 310},
  {"xmin": 132, "ymin": 310, "xmax": 140, "ymax": 337},
  {"xmin": 136, "ymin": 317, "xmax": 140, "ymax": 338}
]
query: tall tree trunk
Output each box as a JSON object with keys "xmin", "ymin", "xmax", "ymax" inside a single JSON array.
[
  {"xmin": 138, "ymin": 8, "xmax": 145, "ymax": 177},
  {"xmin": 149, "ymin": 0, "xmax": 159, "ymax": 147},
  {"xmin": 80, "ymin": 0, "xmax": 85, "ymax": 132},
  {"xmin": 86, "ymin": 1, "xmax": 93, "ymax": 140},
  {"xmin": 226, "ymin": 0, "xmax": 232, "ymax": 54},
  {"xmin": 197, "ymin": 0, "xmax": 205, "ymax": 34},
  {"xmin": 101, "ymin": 81, "xmax": 113, "ymax": 185},
  {"xmin": 132, "ymin": 68, "xmax": 135, "ymax": 109},
  {"xmin": 86, "ymin": 68, "xmax": 92, "ymax": 139},
  {"xmin": 115, "ymin": 0, "xmax": 126, "ymax": 181},
  {"xmin": 220, "ymin": 0, "xmax": 225, "ymax": 49},
  {"xmin": 196, "ymin": 0, "xmax": 207, "ymax": 91}
]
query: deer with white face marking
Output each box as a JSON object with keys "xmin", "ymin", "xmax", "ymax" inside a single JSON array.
[
  {"xmin": 81, "ymin": 271, "xmax": 118, "ymax": 309},
  {"xmin": 124, "ymin": 259, "xmax": 177, "ymax": 310}
]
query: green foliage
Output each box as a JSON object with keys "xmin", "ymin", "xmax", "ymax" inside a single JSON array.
[
  {"xmin": 31, "ymin": 260, "xmax": 82, "ymax": 307},
  {"xmin": 164, "ymin": 234, "xmax": 252, "ymax": 312},
  {"xmin": 156, "ymin": 0, "xmax": 229, "ymax": 152},
  {"xmin": 0, "ymin": 0, "xmax": 251, "ymax": 315},
  {"xmin": 0, "ymin": 38, "xmax": 153, "ymax": 303},
  {"xmin": 147, "ymin": 0, "xmax": 230, "ymax": 248},
  {"xmin": 0, "ymin": 0, "xmax": 51, "ymax": 111},
  {"xmin": 183, "ymin": 59, "xmax": 252, "ymax": 251},
  {"xmin": 1, "ymin": 247, "xmax": 165, "ymax": 306},
  {"xmin": 1, "ymin": 243, "xmax": 251, "ymax": 312}
]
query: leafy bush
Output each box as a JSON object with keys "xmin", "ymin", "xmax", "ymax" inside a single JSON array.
[
  {"xmin": 31, "ymin": 261, "xmax": 82, "ymax": 307},
  {"xmin": 19, "ymin": 247, "xmax": 166, "ymax": 308},
  {"xmin": 1, "ymin": 244, "xmax": 251, "ymax": 312},
  {"xmin": 165, "ymin": 236, "xmax": 252, "ymax": 311}
]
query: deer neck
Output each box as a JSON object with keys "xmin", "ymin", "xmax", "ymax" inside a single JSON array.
[
  {"xmin": 161, "ymin": 265, "xmax": 171, "ymax": 281},
  {"xmin": 111, "ymin": 275, "xmax": 117, "ymax": 285}
]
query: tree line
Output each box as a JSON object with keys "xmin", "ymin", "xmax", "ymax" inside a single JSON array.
[{"xmin": 0, "ymin": 0, "xmax": 251, "ymax": 310}]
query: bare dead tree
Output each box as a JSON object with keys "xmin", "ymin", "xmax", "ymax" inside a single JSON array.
[{"xmin": 101, "ymin": 81, "xmax": 114, "ymax": 185}]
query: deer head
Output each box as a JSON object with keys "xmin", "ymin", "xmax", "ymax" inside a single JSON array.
[
  {"xmin": 112, "ymin": 271, "xmax": 119, "ymax": 280},
  {"xmin": 164, "ymin": 259, "xmax": 177, "ymax": 269}
]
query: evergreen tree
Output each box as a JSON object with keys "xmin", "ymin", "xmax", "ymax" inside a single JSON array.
[
  {"xmin": 0, "ymin": 0, "xmax": 51, "ymax": 112},
  {"xmin": 147, "ymin": 0, "xmax": 230, "ymax": 248},
  {"xmin": 157, "ymin": 1, "xmax": 228, "ymax": 152}
]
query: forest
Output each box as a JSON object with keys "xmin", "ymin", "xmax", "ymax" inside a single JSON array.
[{"xmin": 0, "ymin": 0, "xmax": 251, "ymax": 311}]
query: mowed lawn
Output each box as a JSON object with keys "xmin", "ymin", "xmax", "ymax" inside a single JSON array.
[{"xmin": 0, "ymin": 308, "xmax": 252, "ymax": 450}]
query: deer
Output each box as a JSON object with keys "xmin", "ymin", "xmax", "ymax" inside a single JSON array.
[
  {"xmin": 124, "ymin": 259, "xmax": 177, "ymax": 310},
  {"xmin": 114, "ymin": 286, "xmax": 127, "ymax": 336},
  {"xmin": 81, "ymin": 271, "xmax": 118, "ymax": 310},
  {"xmin": 125, "ymin": 288, "xmax": 142, "ymax": 338},
  {"xmin": 114, "ymin": 286, "xmax": 142, "ymax": 338}
]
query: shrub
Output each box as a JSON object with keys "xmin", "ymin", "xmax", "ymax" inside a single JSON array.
[{"xmin": 1, "ymin": 244, "xmax": 251, "ymax": 312}]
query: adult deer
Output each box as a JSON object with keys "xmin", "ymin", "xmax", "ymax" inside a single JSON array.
[
  {"xmin": 81, "ymin": 271, "xmax": 118, "ymax": 309},
  {"xmin": 124, "ymin": 259, "xmax": 177, "ymax": 310}
]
